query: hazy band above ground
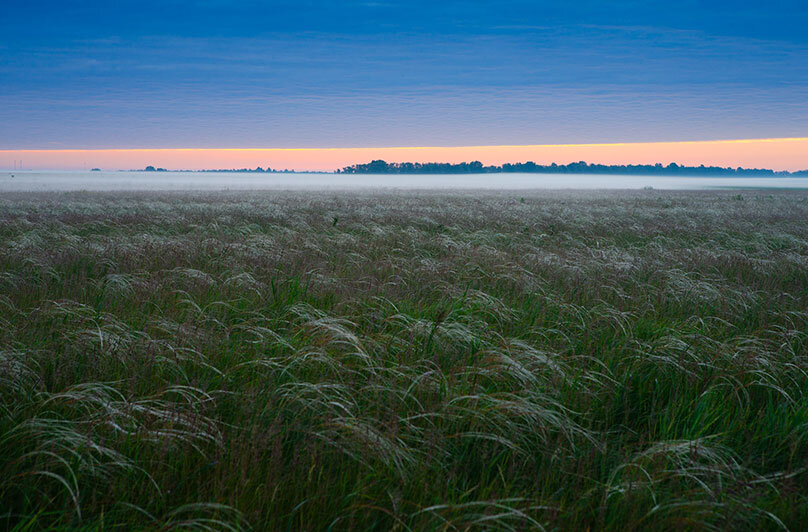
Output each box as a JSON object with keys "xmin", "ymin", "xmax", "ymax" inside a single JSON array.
[{"xmin": 4, "ymin": 171, "xmax": 808, "ymax": 193}]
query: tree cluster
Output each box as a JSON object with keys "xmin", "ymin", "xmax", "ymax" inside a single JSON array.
[{"xmin": 339, "ymin": 160, "xmax": 801, "ymax": 176}]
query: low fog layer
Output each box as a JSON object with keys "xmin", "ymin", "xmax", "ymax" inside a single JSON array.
[{"xmin": 3, "ymin": 171, "xmax": 808, "ymax": 192}]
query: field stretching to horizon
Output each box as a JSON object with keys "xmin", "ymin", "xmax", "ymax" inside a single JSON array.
[{"xmin": 2, "ymin": 189, "xmax": 808, "ymax": 530}]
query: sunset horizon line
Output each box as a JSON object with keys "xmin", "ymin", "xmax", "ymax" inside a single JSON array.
[{"xmin": 4, "ymin": 137, "xmax": 808, "ymax": 172}]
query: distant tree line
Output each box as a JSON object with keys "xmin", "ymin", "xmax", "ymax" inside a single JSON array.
[
  {"xmin": 195, "ymin": 166, "xmax": 296, "ymax": 173},
  {"xmin": 141, "ymin": 166, "xmax": 302, "ymax": 173},
  {"xmin": 339, "ymin": 160, "xmax": 808, "ymax": 176}
]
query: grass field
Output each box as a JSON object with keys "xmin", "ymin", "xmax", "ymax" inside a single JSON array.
[{"xmin": 2, "ymin": 189, "xmax": 808, "ymax": 530}]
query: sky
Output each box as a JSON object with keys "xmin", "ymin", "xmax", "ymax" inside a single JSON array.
[{"xmin": 2, "ymin": 1, "xmax": 807, "ymax": 170}]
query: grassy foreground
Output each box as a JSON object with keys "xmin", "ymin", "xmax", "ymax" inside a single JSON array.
[{"xmin": 1, "ymin": 189, "xmax": 808, "ymax": 530}]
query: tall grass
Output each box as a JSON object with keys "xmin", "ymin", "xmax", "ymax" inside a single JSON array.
[{"xmin": 1, "ymin": 189, "xmax": 807, "ymax": 530}]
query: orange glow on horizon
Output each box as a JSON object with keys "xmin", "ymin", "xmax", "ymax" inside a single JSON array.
[{"xmin": 3, "ymin": 137, "xmax": 808, "ymax": 172}]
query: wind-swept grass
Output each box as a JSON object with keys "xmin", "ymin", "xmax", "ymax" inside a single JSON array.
[{"xmin": 1, "ymin": 189, "xmax": 808, "ymax": 530}]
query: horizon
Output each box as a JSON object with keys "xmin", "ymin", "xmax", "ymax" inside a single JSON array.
[{"xmin": 4, "ymin": 137, "xmax": 808, "ymax": 172}]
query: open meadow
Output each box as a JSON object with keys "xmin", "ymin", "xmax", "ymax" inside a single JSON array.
[{"xmin": 2, "ymin": 189, "xmax": 808, "ymax": 530}]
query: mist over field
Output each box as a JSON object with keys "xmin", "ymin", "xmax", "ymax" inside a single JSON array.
[{"xmin": 4, "ymin": 171, "xmax": 808, "ymax": 192}]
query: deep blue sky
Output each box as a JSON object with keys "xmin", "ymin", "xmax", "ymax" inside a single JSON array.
[{"xmin": 2, "ymin": 0, "xmax": 807, "ymax": 149}]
